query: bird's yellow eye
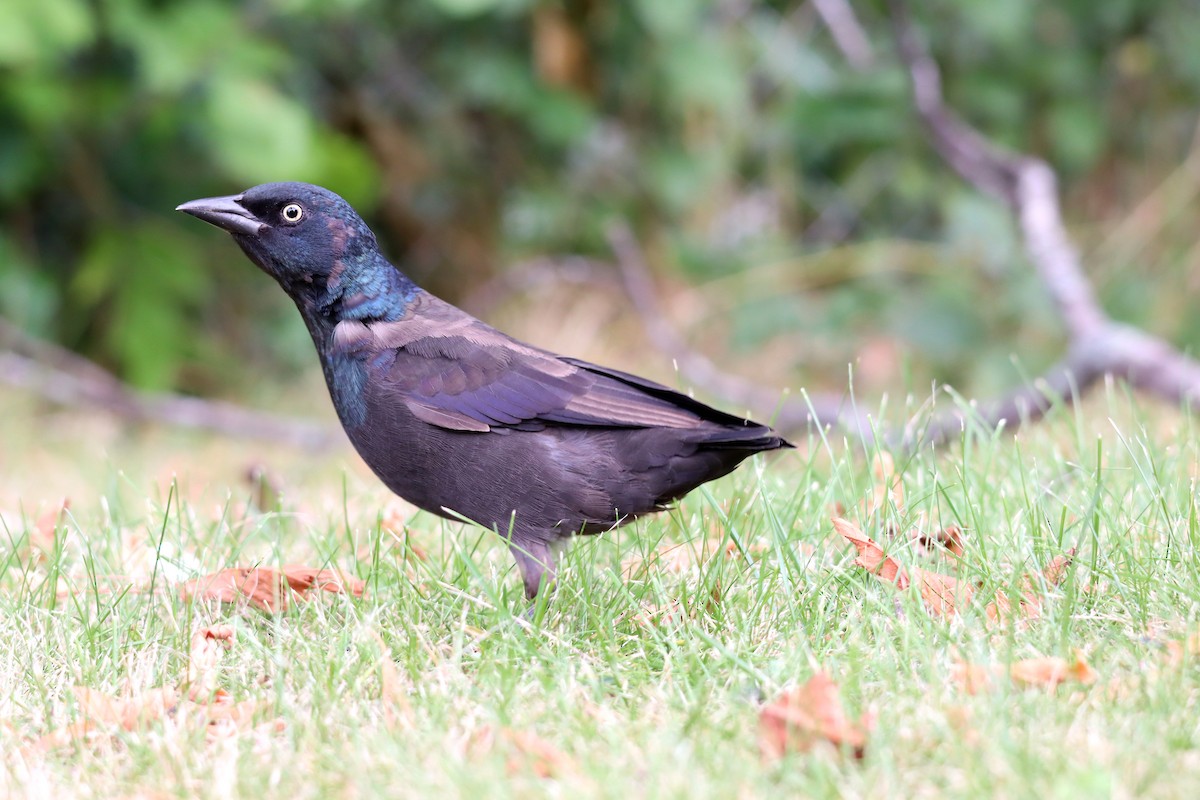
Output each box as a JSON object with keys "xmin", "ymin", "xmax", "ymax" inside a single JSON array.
[{"xmin": 281, "ymin": 203, "xmax": 304, "ymax": 223}]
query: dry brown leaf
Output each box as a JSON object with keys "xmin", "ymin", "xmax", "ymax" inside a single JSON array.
[
  {"xmin": 837, "ymin": 518, "xmax": 1073, "ymax": 622},
  {"xmin": 985, "ymin": 548, "xmax": 1077, "ymax": 624},
  {"xmin": 28, "ymin": 623, "xmax": 282, "ymax": 755},
  {"xmin": 122, "ymin": 688, "xmax": 179, "ymax": 730},
  {"xmin": 466, "ymin": 725, "xmax": 574, "ymax": 778},
  {"xmin": 29, "ymin": 499, "xmax": 69, "ymax": 559},
  {"xmin": 833, "ymin": 517, "xmax": 905, "ymax": 585},
  {"xmin": 833, "ymin": 517, "xmax": 973, "ymax": 617},
  {"xmin": 913, "ymin": 568, "xmax": 973, "ymax": 617},
  {"xmin": 950, "ymin": 662, "xmax": 996, "ymax": 695},
  {"xmin": 179, "ymin": 565, "xmax": 365, "ymax": 612},
  {"xmin": 1040, "ymin": 552, "xmax": 1075, "ymax": 586},
  {"xmin": 707, "ymin": 581, "xmax": 723, "ymax": 613},
  {"xmin": 33, "ymin": 688, "xmax": 271, "ymax": 754},
  {"xmin": 29, "ymin": 688, "xmax": 178, "ymax": 754},
  {"xmin": 199, "ymin": 696, "xmax": 278, "ymax": 744},
  {"xmin": 71, "ymin": 687, "xmax": 123, "ymax": 727},
  {"xmin": 759, "ymin": 672, "xmax": 871, "ymax": 760},
  {"xmin": 73, "ymin": 686, "xmax": 179, "ymax": 731},
  {"xmin": 369, "ymin": 631, "xmax": 411, "ymax": 729},
  {"xmin": 1009, "ymin": 654, "xmax": 1097, "ymax": 689},
  {"xmin": 207, "ymin": 715, "xmax": 286, "ymax": 746},
  {"xmin": 502, "ymin": 728, "xmax": 573, "ymax": 778},
  {"xmin": 187, "ymin": 625, "xmax": 235, "ymax": 701},
  {"xmin": 280, "ymin": 565, "xmax": 368, "ymax": 596},
  {"xmin": 914, "ymin": 525, "xmax": 965, "ymax": 558},
  {"xmin": 1164, "ymin": 632, "xmax": 1200, "ymax": 667},
  {"xmin": 29, "ymin": 720, "xmax": 98, "ymax": 754},
  {"xmin": 944, "ymin": 704, "xmax": 981, "ymax": 747},
  {"xmin": 954, "ymin": 653, "xmax": 1097, "ymax": 693},
  {"xmin": 200, "ymin": 697, "xmax": 261, "ymax": 726},
  {"xmin": 381, "ymin": 504, "xmax": 430, "ymax": 562}
]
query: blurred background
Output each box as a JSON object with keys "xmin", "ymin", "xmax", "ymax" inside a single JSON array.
[{"xmin": 2, "ymin": 0, "xmax": 1199, "ymax": 418}]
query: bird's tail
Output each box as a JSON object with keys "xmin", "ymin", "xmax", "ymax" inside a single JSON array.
[{"xmin": 694, "ymin": 423, "xmax": 793, "ymax": 452}]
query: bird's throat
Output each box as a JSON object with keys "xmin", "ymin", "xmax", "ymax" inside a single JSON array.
[{"xmin": 317, "ymin": 251, "xmax": 418, "ymax": 325}]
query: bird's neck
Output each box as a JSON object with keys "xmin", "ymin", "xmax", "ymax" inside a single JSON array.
[{"xmin": 293, "ymin": 251, "xmax": 421, "ymax": 352}]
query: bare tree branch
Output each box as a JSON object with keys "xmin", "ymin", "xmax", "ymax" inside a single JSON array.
[
  {"xmin": 887, "ymin": 0, "xmax": 1200, "ymax": 447},
  {"xmin": 901, "ymin": 359, "xmax": 1090, "ymax": 448},
  {"xmin": 811, "ymin": 0, "xmax": 875, "ymax": 70},
  {"xmin": 0, "ymin": 319, "xmax": 342, "ymax": 452}
]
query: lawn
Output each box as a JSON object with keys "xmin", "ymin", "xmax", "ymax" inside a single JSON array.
[{"xmin": 2, "ymin": 387, "xmax": 1199, "ymax": 798}]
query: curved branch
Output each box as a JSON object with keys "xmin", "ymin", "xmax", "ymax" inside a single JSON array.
[
  {"xmin": 812, "ymin": 0, "xmax": 875, "ymax": 71},
  {"xmin": 0, "ymin": 319, "xmax": 342, "ymax": 452},
  {"xmin": 888, "ymin": 0, "xmax": 1200, "ymax": 447}
]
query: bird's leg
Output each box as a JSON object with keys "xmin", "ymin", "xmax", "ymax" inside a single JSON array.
[{"xmin": 509, "ymin": 537, "xmax": 557, "ymax": 601}]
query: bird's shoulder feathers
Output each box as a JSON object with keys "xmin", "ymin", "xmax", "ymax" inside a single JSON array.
[{"xmin": 329, "ymin": 293, "xmax": 727, "ymax": 433}]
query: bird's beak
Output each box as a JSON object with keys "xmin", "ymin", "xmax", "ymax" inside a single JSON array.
[{"xmin": 175, "ymin": 194, "xmax": 265, "ymax": 237}]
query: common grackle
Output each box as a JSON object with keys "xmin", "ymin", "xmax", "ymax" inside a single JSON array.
[{"xmin": 178, "ymin": 183, "xmax": 791, "ymax": 601}]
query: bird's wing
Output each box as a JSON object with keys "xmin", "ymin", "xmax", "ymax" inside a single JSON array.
[{"xmin": 330, "ymin": 297, "xmax": 706, "ymax": 433}]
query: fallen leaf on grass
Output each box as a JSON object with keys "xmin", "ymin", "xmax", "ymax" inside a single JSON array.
[
  {"xmin": 369, "ymin": 631, "xmax": 411, "ymax": 729},
  {"xmin": 200, "ymin": 698, "xmax": 269, "ymax": 743},
  {"xmin": 1040, "ymin": 552, "xmax": 1074, "ymax": 586},
  {"xmin": 834, "ymin": 517, "xmax": 1074, "ymax": 622},
  {"xmin": 1009, "ymin": 654, "xmax": 1097, "ymax": 688},
  {"xmin": 984, "ymin": 549, "xmax": 1077, "ymax": 623},
  {"xmin": 1164, "ymin": 632, "xmax": 1200, "ymax": 667},
  {"xmin": 381, "ymin": 503, "xmax": 430, "ymax": 562},
  {"xmin": 179, "ymin": 566, "xmax": 365, "ymax": 612},
  {"xmin": 470, "ymin": 726, "xmax": 574, "ymax": 778},
  {"xmin": 30, "ymin": 720, "xmax": 99, "ymax": 753},
  {"xmin": 28, "ymin": 624, "xmax": 282, "ymax": 756},
  {"xmin": 187, "ymin": 625, "xmax": 235, "ymax": 701},
  {"xmin": 502, "ymin": 729, "xmax": 574, "ymax": 778},
  {"xmin": 759, "ymin": 672, "xmax": 872, "ymax": 760},
  {"xmin": 952, "ymin": 653, "xmax": 1097, "ymax": 693},
  {"xmin": 834, "ymin": 517, "xmax": 904, "ymax": 583},
  {"xmin": 913, "ymin": 525, "xmax": 965, "ymax": 558},
  {"xmin": 27, "ymin": 499, "xmax": 69, "ymax": 560},
  {"xmin": 834, "ymin": 517, "xmax": 972, "ymax": 617},
  {"xmin": 73, "ymin": 686, "xmax": 179, "ymax": 731},
  {"xmin": 29, "ymin": 685, "xmax": 179, "ymax": 753},
  {"xmin": 949, "ymin": 663, "xmax": 994, "ymax": 695}
]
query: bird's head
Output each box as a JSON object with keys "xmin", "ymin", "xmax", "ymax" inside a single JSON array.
[{"xmin": 177, "ymin": 182, "xmax": 392, "ymax": 313}]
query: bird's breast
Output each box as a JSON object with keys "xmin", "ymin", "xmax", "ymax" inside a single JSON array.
[{"xmin": 321, "ymin": 351, "xmax": 370, "ymax": 430}]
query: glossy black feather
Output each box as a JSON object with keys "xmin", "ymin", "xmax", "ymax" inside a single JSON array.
[{"xmin": 178, "ymin": 182, "xmax": 792, "ymax": 600}]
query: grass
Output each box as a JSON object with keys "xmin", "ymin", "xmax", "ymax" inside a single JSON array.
[{"xmin": 3, "ymin": 387, "xmax": 1200, "ymax": 798}]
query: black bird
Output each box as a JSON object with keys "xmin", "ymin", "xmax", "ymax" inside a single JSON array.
[{"xmin": 178, "ymin": 183, "xmax": 791, "ymax": 600}]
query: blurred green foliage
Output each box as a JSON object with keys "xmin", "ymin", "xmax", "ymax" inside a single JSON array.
[{"xmin": 1, "ymin": 0, "xmax": 1198, "ymax": 396}]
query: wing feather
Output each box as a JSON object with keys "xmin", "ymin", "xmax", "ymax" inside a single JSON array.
[{"xmin": 332, "ymin": 294, "xmax": 718, "ymax": 434}]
